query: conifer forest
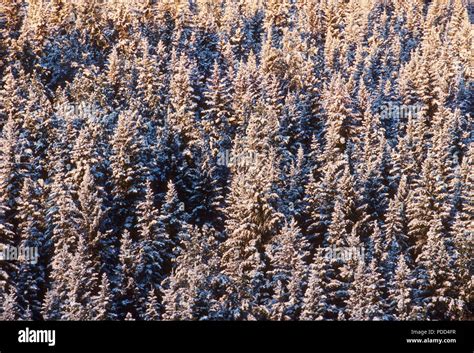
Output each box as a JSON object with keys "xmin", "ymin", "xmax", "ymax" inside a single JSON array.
[{"xmin": 0, "ymin": 0, "xmax": 472, "ymax": 321}]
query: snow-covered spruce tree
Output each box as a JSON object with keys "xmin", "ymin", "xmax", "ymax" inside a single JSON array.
[
  {"xmin": 230, "ymin": 52, "xmax": 260, "ymax": 134},
  {"xmin": 268, "ymin": 218, "xmax": 309, "ymax": 320},
  {"xmin": 414, "ymin": 216, "xmax": 463, "ymax": 320},
  {"xmin": 42, "ymin": 173, "xmax": 84, "ymax": 320},
  {"xmin": 162, "ymin": 225, "xmax": 223, "ymax": 320},
  {"xmin": 0, "ymin": 112, "xmax": 23, "ymax": 212},
  {"xmin": 144, "ymin": 288, "xmax": 161, "ymax": 321},
  {"xmin": 367, "ymin": 221, "xmax": 387, "ymax": 272},
  {"xmin": 323, "ymin": 197, "xmax": 353, "ymax": 319},
  {"xmin": 259, "ymin": 40, "xmax": 285, "ymax": 114},
  {"xmin": 134, "ymin": 180, "xmax": 169, "ymax": 314},
  {"xmin": 393, "ymin": 112, "xmax": 425, "ymax": 184},
  {"xmin": 116, "ymin": 229, "xmax": 140, "ymax": 320},
  {"xmin": 0, "ymin": 114, "xmax": 22, "ymax": 295},
  {"xmin": 135, "ymin": 38, "xmax": 169, "ymax": 123},
  {"xmin": 0, "ymin": 288, "xmax": 20, "ymax": 321},
  {"xmin": 168, "ymin": 51, "xmax": 201, "ymax": 149},
  {"xmin": 451, "ymin": 144, "xmax": 474, "ymax": 319},
  {"xmin": 0, "ymin": 67, "xmax": 28, "ymax": 130},
  {"xmin": 322, "ymin": 73, "xmax": 357, "ymax": 163},
  {"xmin": 347, "ymin": 256, "xmax": 387, "ymax": 321},
  {"xmin": 263, "ymin": 0, "xmax": 293, "ymax": 45},
  {"xmin": 15, "ymin": 177, "xmax": 46, "ymax": 320},
  {"xmin": 388, "ymin": 254, "xmax": 415, "ymax": 321},
  {"xmin": 188, "ymin": 141, "xmax": 226, "ymax": 230},
  {"xmin": 63, "ymin": 235, "xmax": 98, "ymax": 320},
  {"xmin": 446, "ymin": 0, "xmax": 472, "ymax": 67},
  {"xmin": 157, "ymin": 179, "xmax": 190, "ymax": 274},
  {"xmin": 356, "ymin": 111, "xmax": 390, "ymax": 223},
  {"xmin": 322, "ymin": 4, "xmax": 343, "ymax": 75},
  {"xmin": 222, "ymin": 144, "xmax": 282, "ymax": 320},
  {"xmin": 77, "ymin": 165, "xmax": 111, "ymax": 276},
  {"xmin": 42, "ymin": 244, "xmax": 69, "ymax": 321},
  {"xmin": 110, "ymin": 109, "xmax": 148, "ymax": 232},
  {"xmin": 431, "ymin": 108, "xmax": 464, "ymax": 222},
  {"xmin": 407, "ymin": 152, "xmax": 443, "ymax": 258},
  {"xmin": 300, "ymin": 249, "xmax": 328, "ymax": 321},
  {"xmin": 281, "ymin": 146, "xmax": 308, "ymax": 225},
  {"xmin": 302, "ymin": 153, "xmax": 346, "ymax": 250},
  {"xmin": 68, "ymin": 121, "xmax": 102, "ymax": 190},
  {"xmin": 170, "ymin": 0, "xmax": 196, "ymax": 55},
  {"xmin": 103, "ymin": 45, "xmax": 128, "ymax": 109},
  {"xmin": 21, "ymin": 77, "xmax": 53, "ymax": 181},
  {"xmin": 48, "ymin": 172, "xmax": 83, "ymax": 255},
  {"xmin": 91, "ymin": 273, "xmax": 115, "ymax": 321},
  {"xmin": 202, "ymin": 60, "xmax": 232, "ymax": 156},
  {"xmin": 384, "ymin": 175, "xmax": 410, "ymax": 276}
]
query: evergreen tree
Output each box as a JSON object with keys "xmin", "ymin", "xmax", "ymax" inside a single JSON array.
[
  {"xmin": 268, "ymin": 219, "xmax": 309, "ymax": 320},
  {"xmin": 415, "ymin": 216, "xmax": 462, "ymax": 320},
  {"xmin": 300, "ymin": 250, "xmax": 328, "ymax": 320},
  {"xmin": 63, "ymin": 235, "xmax": 97, "ymax": 320},
  {"xmin": 92, "ymin": 273, "xmax": 115, "ymax": 321},
  {"xmin": 163, "ymin": 225, "xmax": 223, "ymax": 320},
  {"xmin": 388, "ymin": 254, "xmax": 415, "ymax": 320},
  {"xmin": 202, "ymin": 60, "xmax": 232, "ymax": 156},
  {"xmin": 144, "ymin": 288, "xmax": 161, "ymax": 321},
  {"xmin": 117, "ymin": 229, "xmax": 139, "ymax": 319},
  {"xmin": 346, "ymin": 260, "xmax": 386, "ymax": 321},
  {"xmin": 15, "ymin": 177, "xmax": 46, "ymax": 320},
  {"xmin": 157, "ymin": 180, "xmax": 189, "ymax": 272},
  {"xmin": 1, "ymin": 288, "xmax": 20, "ymax": 320},
  {"xmin": 135, "ymin": 180, "xmax": 169, "ymax": 312},
  {"xmin": 168, "ymin": 52, "xmax": 201, "ymax": 148},
  {"xmin": 222, "ymin": 146, "xmax": 282, "ymax": 320},
  {"xmin": 110, "ymin": 109, "xmax": 148, "ymax": 231},
  {"xmin": 322, "ymin": 74, "xmax": 357, "ymax": 162}
]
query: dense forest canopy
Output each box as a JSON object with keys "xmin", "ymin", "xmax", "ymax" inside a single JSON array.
[{"xmin": 0, "ymin": 0, "xmax": 472, "ymax": 321}]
